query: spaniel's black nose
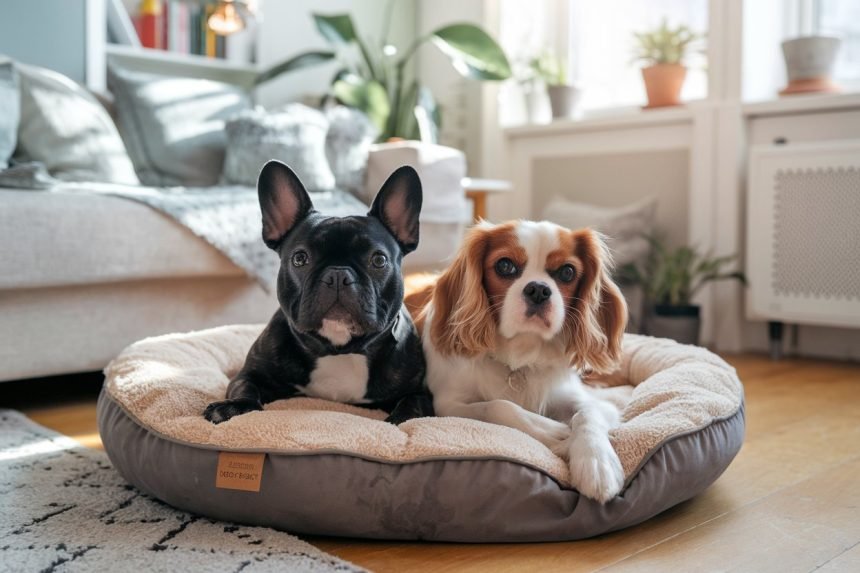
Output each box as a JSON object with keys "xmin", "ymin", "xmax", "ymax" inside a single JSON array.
[{"xmin": 523, "ymin": 281, "xmax": 552, "ymax": 306}]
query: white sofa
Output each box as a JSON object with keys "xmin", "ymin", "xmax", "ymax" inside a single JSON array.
[{"xmin": 0, "ymin": 161, "xmax": 466, "ymax": 382}]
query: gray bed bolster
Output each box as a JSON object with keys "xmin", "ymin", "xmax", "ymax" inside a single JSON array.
[{"xmin": 97, "ymin": 389, "xmax": 745, "ymax": 542}]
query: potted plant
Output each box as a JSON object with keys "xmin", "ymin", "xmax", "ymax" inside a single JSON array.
[
  {"xmin": 780, "ymin": 36, "xmax": 841, "ymax": 95},
  {"xmin": 631, "ymin": 19, "xmax": 701, "ymax": 109},
  {"xmin": 620, "ymin": 235, "xmax": 746, "ymax": 345},
  {"xmin": 530, "ymin": 50, "xmax": 580, "ymax": 120},
  {"xmin": 254, "ymin": 7, "xmax": 511, "ymax": 141}
]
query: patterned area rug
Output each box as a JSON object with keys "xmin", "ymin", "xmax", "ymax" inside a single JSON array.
[{"xmin": 0, "ymin": 410, "xmax": 363, "ymax": 572}]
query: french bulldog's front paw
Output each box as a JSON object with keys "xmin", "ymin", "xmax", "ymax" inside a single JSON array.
[
  {"xmin": 203, "ymin": 399, "xmax": 261, "ymax": 424},
  {"xmin": 567, "ymin": 434, "xmax": 625, "ymax": 503}
]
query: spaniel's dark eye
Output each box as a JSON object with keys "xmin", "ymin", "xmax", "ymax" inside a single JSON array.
[
  {"xmin": 371, "ymin": 253, "xmax": 388, "ymax": 268},
  {"xmin": 495, "ymin": 257, "xmax": 517, "ymax": 277},
  {"xmin": 557, "ymin": 264, "xmax": 576, "ymax": 283},
  {"xmin": 291, "ymin": 250, "xmax": 309, "ymax": 267}
]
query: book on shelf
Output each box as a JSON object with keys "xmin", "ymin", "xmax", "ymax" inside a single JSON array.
[{"xmin": 112, "ymin": 1, "xmax": 256, "ymax": 64}]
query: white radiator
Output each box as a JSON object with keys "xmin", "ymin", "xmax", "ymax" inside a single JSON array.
[{"xmin": 746, "ymin": 140, "xmax": 860, "ymax": 329}]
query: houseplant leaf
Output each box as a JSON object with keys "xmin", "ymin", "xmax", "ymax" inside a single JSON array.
[
  {"xmin": 333, "ymin": 76, "xmax": 391, "ymax": 134},
  {"xmin": 314, "ymin": 13, "xmax": 383, "ymax": 82},
  {"xmin": 313, "ymin": 14, "xmax": 357, "ymax": 45},
  {"xmin": 430, "ymin": 23, "xmax": 512, "ymax": 80},
  {"xmin": 255, "ymin": 50, "xmax": 335, "ymax": 85}
]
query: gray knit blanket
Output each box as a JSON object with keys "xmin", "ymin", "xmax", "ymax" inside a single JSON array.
[{"xmin": 0, "ymin": 163, "xmax": 367, "ymax": 292}]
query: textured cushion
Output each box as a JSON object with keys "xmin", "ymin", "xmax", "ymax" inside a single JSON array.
[
  {"xmin": 108, "ymin": 66, "xmax": 251, "ymax": 186},
  {"xmin": 325, "ymin": 105, "xmax": 377, "ymax": 195},
  {"xmin": 0, "ymin": 59, "xmax": 19, "ymax": 169},
  {"xmin": 365, "ymin": 141, "xmax": 469, "ymax": 223},
  {"xmin": 221, "ymin": 105, "xmax": 335, "ymax": 192},
  {"xmin": 15, "ymin": 64, "xmax": 139, "ymax": 185},
  {"xmin": 542, "ymin": 196, "xmax": 657, "ymax": 266},
  {"xmin": 98, "ymin": 326, "xmax": 745, "ymax": 542}
]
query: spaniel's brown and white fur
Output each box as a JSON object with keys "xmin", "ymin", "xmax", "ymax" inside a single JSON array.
[{"xmin": 407, "ymin": 220, "xmax": 629, "ymax": 502}]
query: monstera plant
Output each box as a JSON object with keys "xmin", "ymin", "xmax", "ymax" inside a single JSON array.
[{"xmin": 255, "ymin": 9, "xmax": 511, "ymax": 141}]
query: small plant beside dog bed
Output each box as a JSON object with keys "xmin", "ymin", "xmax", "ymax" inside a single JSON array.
[{"xmin": 620, "ymin": 234, "xmax": 747, "ymax": 345}]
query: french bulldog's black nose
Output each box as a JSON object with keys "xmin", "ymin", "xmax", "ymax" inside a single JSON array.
[
  {"xmin": 523, "ymin": 281, "xmax": 552, "ymax": 306},
  {"xmin": 322, "ymin": 267, "xmax": 356, "ymax": 289}
]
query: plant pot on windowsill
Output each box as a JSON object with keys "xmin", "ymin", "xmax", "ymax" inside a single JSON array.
[
  {"xmin": 646, "ymin": 304, "xmax": 700, "ymax": 346},
  {"xmin": 779, "ymin": 36, "xmax": 841, "ymax": 96},
  {"xmin": 547, "ymin": 84, "xmax": 581, "ymax": 119},
  {"xmin": 641, "ymin": 64, "xmax": 687, "ymax": 109}
]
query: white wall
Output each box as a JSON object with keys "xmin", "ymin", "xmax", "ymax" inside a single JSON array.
[
  {"xmin": 416, "ymin": 0, "xmax": 486, "ymax": 174},
  {"xmin": 256, "ymin": 0, "xmax": 417, "ymax": 108}
]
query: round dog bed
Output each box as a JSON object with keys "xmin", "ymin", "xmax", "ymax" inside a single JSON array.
[{"xmin": 97, "ymin": 325, "xmax": 745, "ymax": 542}]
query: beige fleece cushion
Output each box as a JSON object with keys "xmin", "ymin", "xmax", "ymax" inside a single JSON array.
[{"xmin": 104, "ymin": 325, "xmax": 743, "ymax": 487}]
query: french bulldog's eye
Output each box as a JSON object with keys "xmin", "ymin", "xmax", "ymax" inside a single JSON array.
[
  {"xmin": 495, "ymin": 258, "xmax": 518, "ymax": 277},
  {"xmin": 371, "ymin": 253, "xmax": 388, "ymax": 268},
  {"xmin": 291, "ymin": 250, "xmax": 309, "ymax": 267},
  {"xmin": 557, "ymin": 264, "xmax": 576, "ymax": 283}
]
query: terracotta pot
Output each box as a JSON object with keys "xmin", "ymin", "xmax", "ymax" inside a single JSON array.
[{"xmin": 641, "ymin": 64, "xmax": 687, "ymax": 109}]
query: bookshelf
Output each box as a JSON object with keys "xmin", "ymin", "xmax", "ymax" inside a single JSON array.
[{"xmin": 105, "ymin": 43, "xmax": 259, "ymax": 88}]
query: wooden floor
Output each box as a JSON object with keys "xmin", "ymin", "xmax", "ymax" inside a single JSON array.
[{"xmin": 5, "ymin": 354, "xmax": 860, "ymax": 572}]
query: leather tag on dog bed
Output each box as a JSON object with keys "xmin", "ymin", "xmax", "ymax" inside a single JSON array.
[{"xmin": 215, "ymin": 452, "xmax": 265, "ymax": 492}]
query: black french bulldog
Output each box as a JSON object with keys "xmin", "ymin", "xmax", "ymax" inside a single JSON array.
[{"xmin": 204, "ymin": 160, "xmax": 433, "ymax": 425}]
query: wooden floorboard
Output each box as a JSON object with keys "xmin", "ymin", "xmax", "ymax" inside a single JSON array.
[{"xmin": 5, "ymin": 354, "xmax": 860, "ymax": 572}]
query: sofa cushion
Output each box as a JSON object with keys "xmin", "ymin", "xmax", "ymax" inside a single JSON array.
[
  {"xmin": 542, "ymin": 195, "xmax": 657, "ymax": 267},
  {"xmin": 325, "ymin": 105, "xmax": 377, "ymax": 195},
  {"xmin": 0, "ymin": 188, "xmax": 240, "ymax": 290},
  {"xmin": 0, "ymin": 59, "xmax": 19, "ymax": 169},
  {"xmin": 221, "ymin": 105, "xmax": 335, "ymax": 192},
  {"xmin": 108, "ymin": 66, "xmax": 251, "ymax": 187},
  {"xmin": 15, "ymin": 64, "xmax": 140, "ymax": 185}
]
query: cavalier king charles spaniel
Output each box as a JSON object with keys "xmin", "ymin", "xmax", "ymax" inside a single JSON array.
[{"xmin": 406, "ymin": 220, "xmax": 629, "ymax": 502}]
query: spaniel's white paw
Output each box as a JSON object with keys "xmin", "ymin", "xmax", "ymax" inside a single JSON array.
[{"xmin": 563, "ymin": 429, "xmax": 624, "ymax": 503}]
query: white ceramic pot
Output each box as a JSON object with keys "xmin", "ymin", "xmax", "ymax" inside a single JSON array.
[
  {"xmin": 547, "ymin": 84, "xmax": 581, "ymax": 119},
  {"xmin": 782, "ymin": 36, "xmax": 841, "ymax": 82},
  {"xmin": 522, "ymin": 82, "xmax": 546, "ymax": 124}
]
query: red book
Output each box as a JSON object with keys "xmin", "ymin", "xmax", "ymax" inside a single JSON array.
[{"xmin": 137, "ymin": 0, "xmax": 163, "ymax": 49}]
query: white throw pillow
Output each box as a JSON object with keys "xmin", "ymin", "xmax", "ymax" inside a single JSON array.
[
  {"xmin": 16, "ymin": 64, "xmax": 139, "ymax": 185},
  {"xmin": 0, "ymin": 59, "xmax": 19, "ymax": 169},
  {"xmin": 541, "ymin": 195, "xmax": 657, "ymax": 266}
]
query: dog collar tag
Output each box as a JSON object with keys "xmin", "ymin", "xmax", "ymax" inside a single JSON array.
[{"xmin": 215, "ymin": 452, "xmax": 266, "ymax": 492}]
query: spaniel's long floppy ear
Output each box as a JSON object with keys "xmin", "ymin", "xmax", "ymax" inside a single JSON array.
[
  {"xmin": 428, "ymin": 227, "xmax": 496, "ymax": 356},
  {"xmin": 257, "ymin": 160, "xmax": 314, "ymax": 249},
  {"xmin": 567, "ymin": 229, "xmax": 628, "ymax": 373}
]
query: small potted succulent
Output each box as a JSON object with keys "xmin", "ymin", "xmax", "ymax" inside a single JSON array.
[
  {"xmin": 632, "ymin": 19, "xmax": 702, "ymax": 108},
  {"xmin": 620, "ymin": 235, "xmax": 746, "ymax": 346},
  {"xmin": 530, "ymin": 50, "xmax": 580, "ymax": 119}
]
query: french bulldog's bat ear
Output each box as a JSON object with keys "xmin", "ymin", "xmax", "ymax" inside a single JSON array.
[
  {"xmin": 257, "ymin": 160, "xmax": 313, "ymax": 249},
  {"xmin": 368, "ymin": 165, "xmax": 423, "ymax": 254}
]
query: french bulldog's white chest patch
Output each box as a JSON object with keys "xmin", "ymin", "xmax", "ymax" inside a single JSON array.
[{"xmin": 303, "ymin": 354, "xmax": 371, "ymax": 404}]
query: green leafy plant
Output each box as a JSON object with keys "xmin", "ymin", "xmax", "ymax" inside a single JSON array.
[
  {"xmin": 255, "ymin": 6, "xmax": 511, "ymax": 141},
  {"xmin": 631, "ymin": 19, "xmax": 702, "ymax": 66},
  {"xmin": 529, "ymin": 50, "xmax": 567, "ymax": 86},
  {"xmin": 620, "ymin": 234, "xmax": 747, "ymax": 307}
]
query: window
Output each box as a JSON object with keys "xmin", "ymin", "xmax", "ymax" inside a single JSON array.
[
  {"xmin": 813, "ymin": 0, "xmax": 860, "ymax": 88},
  {"xmin": 497, "ymin": 0, "xmax": 708, "ymax": 123},
  {"xmin": 567, "ymin": 0, "xmax": 708, "ymax": 111}
]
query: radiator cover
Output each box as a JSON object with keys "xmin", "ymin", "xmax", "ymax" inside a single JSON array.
[{"xmin": 746, "ymin": 141, "xmax": 860, "ymax": 328}]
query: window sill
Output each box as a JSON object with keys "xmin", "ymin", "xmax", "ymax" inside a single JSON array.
[
  {"xmin": 742, "ymin": 92, "xmax": 860, "ymax": 118},
  {"xmin": 503, "ymin": 105, "xmax": 695, "ymax": 139}
]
